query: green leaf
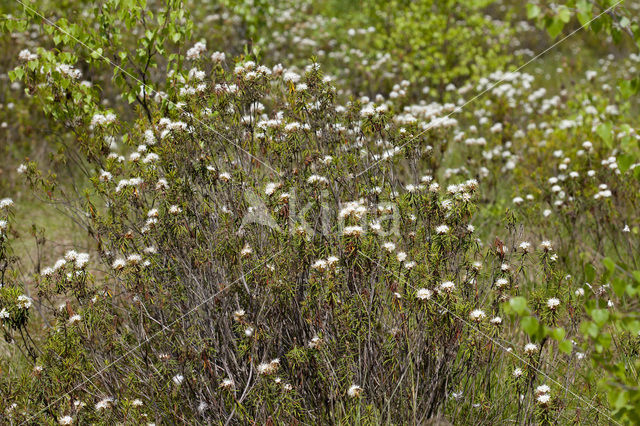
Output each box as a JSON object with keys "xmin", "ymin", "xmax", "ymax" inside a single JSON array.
[
  {"xmin": 526, "ymin": 4, "xmax": 540, "ymax": 19},
  {"xmin": 559, "ymin": 340, "xmax": 572, "ymax": 354},
  {"xmin": 602, "ymin": 257, "xmax": 616, "ymax": 273},
  {"xmin": 11, "ymin": 67, "xmax": 24, "ymax": 81},
  {"xmin": 90, "ymin": 47, "xmax": 104, "ymax": 60},
  {"xmin": 585, "ymin": 262, "xmax": 596, "ymax": 283},
  {"xmin": 509, "ymin": 296, "xmax": 529, "ymax": 315},
  {"xmin": 547, "ymin": 16, "xmax": 566, "ymax": 38},
  {"xmin": 581, "ymin": 321, "xmax": 599, "ymax": 338},
  {"xmin": 550, "ymin": 327, "xmax": 566, "ymax": 341},
  {"xmin": 557, "ymin": 6, "xmax": 571, "ymax": 23},
  {"xmin": 625, "ymin": 320, "xmax": 640, "ymax": 335},
  {"xmin": 596, "ymin": 122, "xmax": 613, "ymax": 147},
  {"xmin": 591, "ymin": 309, "xmax": 610, "ymax": 327},
  {"xmin": 612, "ymin": 277, "xmax": 625, "ymax": 298},
  {"xmin": 521, "ymin": 316, "xmax": 540, "ymax": 337},
  {"xmin": 617, "ymin": 154, "xmax": 635, "ymax": 173}
]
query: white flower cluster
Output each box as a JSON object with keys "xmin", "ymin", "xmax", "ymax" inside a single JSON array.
[{"xmin": 186, "ymin": 41, "xmax": 207, "ymax": 60}]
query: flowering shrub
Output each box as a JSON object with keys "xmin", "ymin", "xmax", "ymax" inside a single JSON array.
[{"xmin": 1, "ymin": 0, "xmax": 640, "ymax": 424}]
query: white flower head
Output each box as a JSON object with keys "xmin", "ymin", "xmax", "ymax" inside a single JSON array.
[
  {"xmin": 546, "ymin": 298, "xmax": 560, "ymax": 310},
  {"xmin": 535, "ymin": 384, "xmax": 550, "ymax": 395},
  {"xmin": 58, "ymin": 415, "xmax": 73, "ymax": 425},
  {"xmin": 469, "ymin": 309, "xmax": 486, "ymax": 322},
  {"xmin": 220, "ymin": 378, "xmax": 234, "ymax": 389},
  {"xmin": 95, "ymin": 397, "xmax": 114, "ymax": 410},
  {"xmin": 439, "ymin": 281, "xmax": 456, "ymax": 294},
  {"xmin": 435, "ymin": 224, "xmax": 450, "ymax": 234},
  {"xmin": 347, "ymin": 384, "xmax": 363, "ymax": 398},
  {"xmin": 416, "ymin": 288, "xmax": 433, "ymax": 300},
  {"xmin": 536, "ymin": 393, "xmax": 551, "ymax": 405}
]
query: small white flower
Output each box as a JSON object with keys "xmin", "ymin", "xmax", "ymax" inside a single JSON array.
[
  {"xmin": 240, "ymin": 243, "xmax": 252, "ymax": 257},
  {"xmin": 490, "ymin": 316, "xmax": 502, "ymax": 325},
  {"xmin": 75, "ymin": 253, "xmax": 90, "ymax": 269},
  {"xmin": 512, "ymin": 368, "xmax": 523, "ymax": 378},
  {"xmin": 524, "ymin": 343, "xmax": 538, "ymax": 355},
  {"xmin": 58, "ymin": 415, "xmax": 73, "ymax": 425},
  {"xmin": 173, "ymin": 374, "xmax": 184, "ymax": 385},
  {"xmin": 0, "ymin": 198, "xmax": 14, "ymax": 209},
  {"xmin": 309, "ymin": 335, "xmax": 323, "ymax": 349},
  {"xmin": 68, "ymin": 314, "xmax": 82, "ymax": 324},
  {"xmin": 343, "ymin": 226, "xmax": 365, "ymax": 237},
  {"xmin": 469, "ymin": 309, "xmax": 486, "ymax": 322},
  {"xmin": 347, "ymin": 384, "xmax": 363, "ymax": 398},
  {"xmin": 233, "ymin": 309, "xmax": 245, "ymax": 322},
  {"xmin": 220, "ymin": 378, "xmax": 234, "ymax": 389},
  {"xmin": 435, "ymin": 224, "xmax": 450, "ymax": 234},
  {"xmin": 439, "ymin": 281, "xmax": 456, "ymax": 294},
  {"xmin": 265, "ymin": 182, "xmax": 281, "ymax": 196},
  {"xmin": 540, "ymin": 240, "xmax": 553, "ymax": 251},
  {"xmin": 17, "ymin": 295, "xmax": 32, "ymax": 309},
  {"xmin": 416, "ymin": 288, "xmax": 433, "ymax": 300},
  {"xmin": 535, "ymin": 384, "xmax": 550, "ymax": 395},
  {"xmin": 112, "ymin": 258, "xmax": 126, "ymax": 270},
  {"xmin": 495, "ymin": 278, "xmax": 509, "ymax": 289},
  {"xmin": 536, "ymin": 393, "xmax": 551, "ymax": 405},
  {"xmin": 546, "ymin": 298, "xmax": 560, "ymax": 310},
  {"xmin": 383, "ymin": 242, "xmax": 396, "ymax": 252},
  {"xmin": 257, "ymin": 358, "xmax": 280, "ymax": 375},
  {"xmin": 95, "ymin": 397, "xmax": 114, "ymax": 410}
]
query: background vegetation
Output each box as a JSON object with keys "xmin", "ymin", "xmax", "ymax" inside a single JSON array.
[{"xmin": 1, "ymin": 0, "xmax": 640, "ymax": 424}]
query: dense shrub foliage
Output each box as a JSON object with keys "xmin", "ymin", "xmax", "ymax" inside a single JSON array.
[{"xmin": 1, "ymin": 0, "xmax": 640, "ymax": 424}]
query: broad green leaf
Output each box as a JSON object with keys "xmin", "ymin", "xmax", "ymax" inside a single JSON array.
[
  {"xmin": 509, "ymin": 296, "xmax": 529, "ymax": 315},
  {"xmin": 602, "ymin": 257, "xmax": 616, "ymax": 273},
  {"xmin": 547, "ymin": 16, "xmax": 565, "ymax": 38},
  {"xmin": 559, "ymin": 340, "xmax": 572, "ymax": 354},
  {"xmin": 550, "ymin": 327, "xmax": 566, "ymax": 341},
  {"xmin": 526, "ymin": 4, "xmax": 540, "ymax": 19},
  {"xmin": 585, "ymin": 262, "xmax": 596, "ymax": 283},
  {"xmin": 612, "ymin": 277, "xmax": 625, "ymax": 297},
  {"xmin": 596, "ymin": 122, "xmax": 613, "ymax": 147},
  {"xmin": 557, "ymin": 6, "xmax": 571, "ymax": 23},
  {"xmin": 591, "ymin": 309, "xmax": 610, "ymax": 327},
  {"xmin": 581, "ymin": 320, "xmax": 599, "ymax": 338},
  {"xmin": 521, "ymin": 316, "xmax": 540, "ymax": 337}
]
